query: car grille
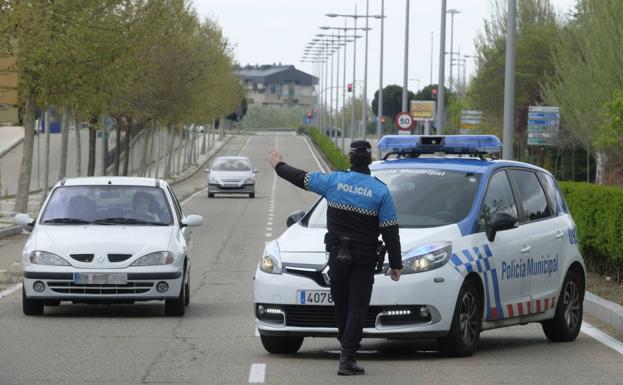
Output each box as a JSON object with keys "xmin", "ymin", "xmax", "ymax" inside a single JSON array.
[
  {"xmin": 283, "ymin": 305, "xmax": 383, "ymax": 328},
  {"xmin": 108, "ymin": 254, "xmax": 132, "ymax": 263},
  {"xmin": 284, "ymin": 268, "xmax": 329, "ymax": 288},
  {"xmin": 47, "ymin": 281, "xmax": 154, "ymax": 295},
  {"xmin": 70, "ymin": 254, "xmax": 94, "ymax": 263}
]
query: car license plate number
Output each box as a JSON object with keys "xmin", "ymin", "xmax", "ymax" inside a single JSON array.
[
  {"xmin": 73, "ymin": 273, "xmax": 128, "ymax": 285},
  {"xmin": 297, "ymin": 290, "xmax": 333, "ymax": 305}
]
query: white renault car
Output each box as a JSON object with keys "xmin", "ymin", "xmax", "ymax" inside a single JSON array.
[
  {"xmin": 15, "ymin": 177, "xmax": 203, "ymax": 316},
  {"xmin": 254, "ymin": 135, "xmax": 585, "ymax": 356}
]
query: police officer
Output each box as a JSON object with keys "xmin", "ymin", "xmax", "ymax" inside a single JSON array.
[{"xmin": 267, "ymin": 140, "xmax": 402, "ymax": 376}]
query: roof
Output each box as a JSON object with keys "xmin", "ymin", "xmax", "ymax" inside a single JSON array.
[
  {"xmin": 371, "ymin": 157, "xmax": 550, "ymax": 175},
  {"xmin": 234, "ymin": 64, "xmax": 317, "ymax": 86},
  {"xmin": 59, "ymin": 177, "xmax": 165, "ymax": 187}
]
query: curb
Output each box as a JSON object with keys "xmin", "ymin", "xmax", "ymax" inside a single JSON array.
[
  {"xmin": 0, "ymin": 133, "xmax": 24, "ymax": 158},
  {"xmin": 584, "ymin": 291, "xmax": 623, "ymax": 336},
  {"xmin": 0, "ymin": 225, "xmax": 23, "ymax": 239}
]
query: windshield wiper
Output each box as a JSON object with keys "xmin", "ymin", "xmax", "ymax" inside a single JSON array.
[
  {"xmin": 44, "ymin": 218, "xmax": 91, "ymax": 224},
  {"xmin": 93, "ymin": 217, "xmax": 167, "ymax": 226}
]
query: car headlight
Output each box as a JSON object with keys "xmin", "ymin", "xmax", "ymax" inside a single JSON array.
[
  {"xmin": 244, "ymin": 177, "xmax": 255, "ymax": 185},
  {"xmin": 29, "ymin": 251, "xmax": 70, "ymax": 266},
  {"xmin": 131, "ymin": 251, "xmax": 175, "ymax": 266},
  {"xmin": 208, "ymin": 175, "xmax": 217, "ymax": 183},
  {"xmin": 392, "ymin": 241, "xmax": 452, "ymax": 275},
  {"xmin": 259, "ymin": 240, "xmax": 282, "ymax": 274}
]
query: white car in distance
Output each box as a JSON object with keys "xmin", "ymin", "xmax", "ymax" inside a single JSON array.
[{"xmin": 15, "ymin": 177, "xmax": 203, "ymax": 316}]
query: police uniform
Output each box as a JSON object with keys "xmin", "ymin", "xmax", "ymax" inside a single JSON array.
[{"xmin": 273, "ymin": 140, "xmax": 401, "ymax": 375}]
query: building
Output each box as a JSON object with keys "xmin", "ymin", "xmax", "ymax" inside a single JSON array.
[
  {"xmin": 234, "ymin": 64, "xmax": 317, "ymax": 111},
  {"xmin": 0, "ymin": 55, "xmax": 18, "ymax": 125}
]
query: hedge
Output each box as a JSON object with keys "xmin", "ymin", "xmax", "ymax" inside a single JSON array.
[
  {"xmin": 308, "ymin": 127, "xmax": 349, "ymax": 170},
  {"xmin": 559, "ymin": 181, "xmax": 623, "ymax": 274}
]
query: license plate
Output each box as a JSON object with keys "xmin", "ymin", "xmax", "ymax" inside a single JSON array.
[
  {"xmin": 73, "ymin": 273, "xmax": 128, "ymax": 285},
  {"xmin": 297, "ymin": 290, "xmax": 333, "ymax": 305}
]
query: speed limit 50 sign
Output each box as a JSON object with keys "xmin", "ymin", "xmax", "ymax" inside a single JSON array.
[{"xmin": 395, "ymin": 112, "xmax": 414, "ymax": 132}]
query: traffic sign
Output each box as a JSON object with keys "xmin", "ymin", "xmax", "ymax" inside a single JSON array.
[
  {"xmin": 395, "ymin": 112, "xmax": 414, "ymax": 133},
  {"xmin": 527, "ymin": 106, "xmax": 559, "ymax": 146},
  {"xmin": 410, "ymin": 101, "xmax": 436, "ymax": 121}
]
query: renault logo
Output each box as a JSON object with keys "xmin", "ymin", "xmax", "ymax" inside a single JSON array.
[
  {"xmin": 97, "ymin": 255, "xmax": 105, "ymax": 263},
  {"xmin": 321, "ymin": 265, "xmax": 331, "ymax": 286}
]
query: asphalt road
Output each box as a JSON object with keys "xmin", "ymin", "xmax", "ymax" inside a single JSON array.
[{"xmin": 0, "ymin": 133, "xmax": 622, "ymax": 385}]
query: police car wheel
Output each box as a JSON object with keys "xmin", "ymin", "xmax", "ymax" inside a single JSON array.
[
  {"xmin": 541, "ymin": 270, "xmax": 583, "ymax": 342},
  {"xmin": 22, "ymin": 286, "xmax": 44, "ymax": 316},
  {"xmin": 438, "ymin": 279, "xmax": 481, "ymax": 357},
  {"xmin": 259, "ymin": 334, "xmax": 304, "ymax": 354}
]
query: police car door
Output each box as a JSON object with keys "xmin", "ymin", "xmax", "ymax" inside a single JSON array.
[
  {"xmin": 508, "ymin": 170, "xmax": 564, "ymax": 314},
  {"xmin": 476, "ymin": 170, "xmax": 531, "ymax": 321}
]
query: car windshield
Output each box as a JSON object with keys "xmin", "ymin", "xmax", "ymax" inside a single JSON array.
[
  {"xmin": 40, "ymin": 185, "xmax": 174, "ymax": 226},
  {"xmin": 306, "ymin": 168, "xmax": 481, "ymax": 228},
  {"xmin": 211, "ymin": 158, "xmax": 251, "ymax": 172}
]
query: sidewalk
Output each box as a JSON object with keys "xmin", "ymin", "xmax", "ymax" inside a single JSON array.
[
  {"xmin": 0, "ymin": 126, "xmax": 24, "ymax": 158},
  {"xmin": 0, "ymin": 135, "xmax": 231, "ymax": 284}
]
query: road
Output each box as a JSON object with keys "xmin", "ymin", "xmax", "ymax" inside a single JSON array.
[{"xmin": 0, "ymin": 133, "xmax": 622, "ymax": 385}]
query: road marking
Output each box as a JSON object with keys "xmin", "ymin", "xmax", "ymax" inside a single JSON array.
[
  {"xmin": 303, "ymin": 136, "xmax": 328, "ymax": 173},
  {"xmin": 248, "ymin": 363, "xmax": 266, "ymax": 383},
  {"xmin": 0, "ymin": 282, "xmax": 22, "ymax": 299},
  {"xmin": 265, "ymin": 233, "xmax": 272, "ymax": 238},
  {"xmin": 255, "ymin": 328, "xmax": 260, "ymax": 337},
  {"xmin": 582, "ymin": 321, "xmax": 623, "ymax": 355}
]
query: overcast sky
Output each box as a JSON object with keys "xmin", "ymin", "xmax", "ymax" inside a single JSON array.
[{"xmin": 193, "ymin": 0, "xmax": 578, "ymax": 102}]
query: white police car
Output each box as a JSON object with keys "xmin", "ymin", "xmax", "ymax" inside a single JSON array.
[
  {"xmin": 15, "ymin": 177, "xmax": 203, "ymax": 316},
  {"xmin": 253, "ymin": 135, "xmax": 585, "ymax": 356}
]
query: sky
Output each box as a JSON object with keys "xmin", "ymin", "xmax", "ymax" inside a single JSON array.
[{"xmin": 193, "ymin": 0, "xmax": 578, "ymax": 103}]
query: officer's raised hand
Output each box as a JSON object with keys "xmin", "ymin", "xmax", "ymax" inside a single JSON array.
[{"xmin": 267, "ymin": 148, "xmax": 283, "ymax": 169}]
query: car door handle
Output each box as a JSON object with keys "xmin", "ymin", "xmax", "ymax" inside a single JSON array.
[
  {"xmin": 521, "ymin": 246, "xmax": 531, "ymax": 254},
  {"xmin": 555, "ymin": 231, "xmax": 565, "ymax": 239}
]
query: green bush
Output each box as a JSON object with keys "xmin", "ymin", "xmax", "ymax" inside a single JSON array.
[
  {"xmin": 559, "ymin": 181, "xmax": 623, "ymax": 275},
  {"xmin": 308, "ymin": 127, "xmax": 349, "ymax": 170}
]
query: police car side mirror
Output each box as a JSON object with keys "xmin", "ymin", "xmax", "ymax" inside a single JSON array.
[
  {"xmin": 486, "ymin": 212, "xmax": 518, "ymax": 242},
  {"xmin": 286, "ymin": 210, "xmax": 306, "ymax": 227},
  {"xmin": 15, "ymin": 213, "xmax": 35, "ymax": 231}
]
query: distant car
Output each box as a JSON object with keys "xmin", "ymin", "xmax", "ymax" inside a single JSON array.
[
  {"xmin": 254, "ymin": 135, "xmax": 585, "ymax": 356},
  {"xmin": 206, "ymin": 156, "xmax": 257, "ymax": 198},
  {"xmin": 323, "ymin": 127, "xmax": 342, "ymax": 137},
  {"xmin": 15, "ymin": 177, "xmax": 203, "ymax": 316}
]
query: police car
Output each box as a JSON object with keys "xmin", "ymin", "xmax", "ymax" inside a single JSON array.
[{"xmin": 253, "ymin": 135, "xmax": 585, "ymax": 356}]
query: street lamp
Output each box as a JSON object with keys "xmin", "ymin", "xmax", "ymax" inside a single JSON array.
[
  {"xmin": 447, "ymin": 9, "xmax": 460, "ymax": 92},
  {"xmin": 437, "ymin": 0, "xmax": 447, "ymax": 134},
  {"xmin": 327, "ymin": 8, "xmax": 383, "ymax": 140}
]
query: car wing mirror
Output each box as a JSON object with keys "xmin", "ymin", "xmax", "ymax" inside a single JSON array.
[
  {"xmin": 181, "ymin": 214, "xmax": 204, "ymax": 227},
  {"xmin": 15, "ymin": 213, "xmax": 35, "ymax": 231},
  {"xmin": 253, "ymin": 169, "xmax": 259, "ymax": 173},
  {"xmin": 486, "ymin": 212, "xmax": 518, "ymax": 242},
  {"xmin": 286, "ymin": 210, "xmax": 306, "ymax": 227},
  {"xmin": 204, "ymin": 169, "xmax": 210, "ymax": 173}
]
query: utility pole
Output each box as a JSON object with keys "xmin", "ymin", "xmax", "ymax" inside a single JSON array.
[
  {"xmin": 377, "ymin": 0, "xmax": 385, "ymax": 157},
  {"xmin": 437, "ymin": 0, "xmax": 447, "ymax": 134},
  {"xmin": 402, "ymin": 0, "xmax": 410, "ymax": 113}
]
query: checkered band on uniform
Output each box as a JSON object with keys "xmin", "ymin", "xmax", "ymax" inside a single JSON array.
[
  {"xmin": 327, "ymin": 201, "xmax": 377, "ymax": 216},
  {"xmin": 379, "ymin": 219, "xmax": 398, "ymax": 228},
  {"xmin": 304, "ymin": 173, "xmax": 311, "ymax": 190}
]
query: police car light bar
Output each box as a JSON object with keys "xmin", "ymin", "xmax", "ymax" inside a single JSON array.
[{"xmin": 378, "ymin": 135, "xmax": 502, "ymax": 156}]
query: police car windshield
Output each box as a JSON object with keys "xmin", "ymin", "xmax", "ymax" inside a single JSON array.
[{"xmin": 306, "ymin": 168, "xmax": 481, "ymax": 228}]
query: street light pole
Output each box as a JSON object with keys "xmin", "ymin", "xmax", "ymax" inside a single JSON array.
[
  {"xmin": 430, "ymin": 31, "xmax": 434, "ymax": 86},
  {"xmin": 377, "ymin": 0, "xmax": 385, "ymax": 156},
  {"xmin": 437, "ymin": 0, "xmax": 447, "ymax": 134},
  {"xmin": 402, "ymin": 0, "xmax": 410, "ymax": 113},
  {"xmin": 447, "ymin": 9, "xmax": 460, "ymax": 92},
  {"xmin": 361, "ymin": 0, "xmax": 369, "ymax": 139},
  {"xmin": 503, "ymin": 0, "xmax": 516, "ymax": 160},
  {"xmin": 351, "ymin": 5, "xmax": 358, "ymax": 141}
]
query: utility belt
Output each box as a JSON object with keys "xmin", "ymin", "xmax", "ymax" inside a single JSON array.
[{"xmin": 325, "ymin": 232, "xmax": 385, "ymax": 272}]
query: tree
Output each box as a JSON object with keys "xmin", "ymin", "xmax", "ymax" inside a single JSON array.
[
  {"xmin": 371, "ymin": 85, "xmax": 416, "ymax": 122},
  {"xmin": 544, "ymin": 0, "xmax": 623, "ymax": 184}
]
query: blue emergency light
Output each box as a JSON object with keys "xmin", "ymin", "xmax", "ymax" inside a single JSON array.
[{"xmin": 378, "ymin": 135, "xmax": 502, "ymax": 157}]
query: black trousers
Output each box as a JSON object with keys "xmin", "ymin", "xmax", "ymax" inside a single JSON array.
[{"xmin": 328, "ymin": 253, "xmax": 375, "ymax": 351}]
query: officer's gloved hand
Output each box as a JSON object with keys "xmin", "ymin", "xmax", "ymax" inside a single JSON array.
[{"xmin": 389, "ymin": 269, "xmax": 401, "ymax": 281}]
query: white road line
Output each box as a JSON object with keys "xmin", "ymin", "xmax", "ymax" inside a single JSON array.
[
  {"xmin": 0, "ymin": 282, "xmax": 22, "ymax": 299},
  {"xmin": 581, "ymin": 321, "xmax": 623, "ymax": 355},
  {"xmin": 248, "ymin": 363, "xmax": 266, "ymax": 383},
  {"xmin": 265, "ymin": 233, "xmax": 272, "ymax": 238},
  {"xmin": 303, "ymin": 136, "xmax": 328, "ymax": 173},
  {"xmin": 255, "ymin": 328, "xmax": 260, "ymax": 337}
]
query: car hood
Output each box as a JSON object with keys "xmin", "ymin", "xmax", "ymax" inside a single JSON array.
[
  {"xmin": 276, "ymin": 223, "xmax": 462, "ymax": 265},
  {"xmin": 33, "ymin": 225, "xmax": 175, "ymax": 257}
]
